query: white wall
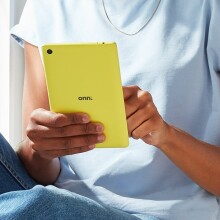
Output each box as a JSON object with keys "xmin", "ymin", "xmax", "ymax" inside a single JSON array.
[
  {"xmin": 10, "ymin": 0, "xmax": 26, "ymax": 146},
  {"xmin": 0, "ymin": 0, "xmax": 26, "ymax": 146},
  {"xmin": 0, "ymin": 0, "xmax": 10, "ymax": 141}
]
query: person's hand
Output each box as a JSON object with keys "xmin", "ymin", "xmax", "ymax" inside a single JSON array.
[
  {"xmin": 123, "ymin": 85, "xmax": 171, "ymax": 148},
  {"xmin": 25, "ymin": 108, "xmax": 105, "ymax": 160}
]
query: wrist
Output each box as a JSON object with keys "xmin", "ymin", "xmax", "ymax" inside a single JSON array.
[
  {"xmin": 157, "ymin": 124, "xmax": 178, "ymax": 151},
  {"xmin": 158, "ymin": 124, "xmax": 195, "ymax": 152},
  {"xmin": 17, "ymin": 138, "xmax": 60, "ymax": 184},
  {"xmin": 17, "ymin": 138, "xmax": 51, "ymax": 165}
]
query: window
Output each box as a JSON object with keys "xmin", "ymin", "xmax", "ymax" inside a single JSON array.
[{"xmin": 0, "ymin": 0, "xmax": 26, "ymax": 146}]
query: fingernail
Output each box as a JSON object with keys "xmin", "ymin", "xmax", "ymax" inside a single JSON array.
[
  {"xmin": 97, "ymin": 135, "xmax": 105, "ymax": 142},
  {"xmin": 96, "ymin": 125, "xmax": 103, "ymax": 132},
  {"xmin": 88, "ymin": 145, "xmax": 96, "ymax": 149},
  {"xmin": 82, "ymin": 115, "xmax": 89, "ymax": 123}
]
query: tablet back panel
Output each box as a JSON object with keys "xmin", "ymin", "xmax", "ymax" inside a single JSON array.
[{"xmin": 42, "ymin": 43, "xmax": 129, "ymax": 147}]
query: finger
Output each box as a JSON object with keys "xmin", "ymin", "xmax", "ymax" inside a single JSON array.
[
  {"xmin": 124, "ymin": 88, "xmax": 152, "ymax": 118},
  {"xmin": 123, "ymin": 85, "xmax": 141, "ymax": 100},
  {"xmin": 31, "ymin": 134, "xmax": 105, "ymax": 151},
  {"xmin": 131, "ymin": 118, "xmax": 156, "ymax": 140},
  {"xmin": 30, "ymin": 108, "xmax": 90, "ymax": 127},
  {"xmin": 27, "ymin": 123, "xmax": 104, "ymax": 139},
  {"xmin": 127, "ymin": 107, "xmax": 154, "ymax": 137},
  {"xmin": 124, "ymin": 94, "xmax": 140, "ymax": 118},
  {"xmin": 38, "ymin": 145, "xmax": 96, "ymax": 159}
]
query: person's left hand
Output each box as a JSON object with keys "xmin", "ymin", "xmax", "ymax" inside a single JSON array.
[{"xmin": 123, "ymin": 85, "xmax": 171, "ymax": 148}]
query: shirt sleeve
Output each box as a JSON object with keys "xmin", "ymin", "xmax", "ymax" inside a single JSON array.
[
  {"xmin": 207, "ymin": 0, "xmax": 220, "ymax": 74},
  {"xmin": 10, "ymin": 0, "xmax": 38, "ymax": 47},
  {"xmin": 203, "ymin": 0, "xmax": 220, "ymax": 145}
]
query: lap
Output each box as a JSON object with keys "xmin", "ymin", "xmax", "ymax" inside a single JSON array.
[
  {"xmin": 0, "ymin": 134, "xmax": 159, "ymax": 220},
  {"xmin": 0, "ymin": 185, "xmax": 159, "ymax": 220}
]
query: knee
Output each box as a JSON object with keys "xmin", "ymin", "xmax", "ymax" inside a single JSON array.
[
  {"xmin": 30, "ymin": 185, "xmax": 60, "ymax": 201},
  {"xmin": 29, "ymin": 185, "xmax": 78, "ymax": 206},
  {"xmin": 22, "ymin": 185, "xmax": 68, "ymax": 213}
]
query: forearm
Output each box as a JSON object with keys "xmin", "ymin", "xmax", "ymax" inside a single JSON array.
[
  {"xmin": 20, "ymin": 42, "xmax": 59, "ymax": 184},
  {"xmin": 16, "ymin": 139, "xmax": 61, "ymax": 185},
  {"xmin": 159, "ymin": 125, "xmax": 220, "ymax": 196}
]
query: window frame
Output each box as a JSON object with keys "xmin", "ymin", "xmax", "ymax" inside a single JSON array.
[{"xmin": 0, "ymin": 0, "xmax": 26, "ymax": 146}]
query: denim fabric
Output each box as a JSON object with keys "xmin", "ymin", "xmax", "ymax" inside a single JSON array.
[
  {"xmin": 0, "ymin": 133, "xmax": 37, "ymax": 194},
  {"xmin": 0, "ymin": 134, "xmax": 159, "ymax": 220},
  {"xmin": 0, "ymin": 185, "xmax": 159, "ymax": 220}
]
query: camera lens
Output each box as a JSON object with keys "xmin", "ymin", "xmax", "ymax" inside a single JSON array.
[{"xmin": 47, "ymin": 49, "xmax": 53, "ymax": 54}]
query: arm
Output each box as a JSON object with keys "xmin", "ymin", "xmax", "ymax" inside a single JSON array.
[
  {"xmin": 17, "ymin": 42, "xmax": 59, "ymax": 185},
  {"xmin": 17, "ymin": 42, "xmax": 105, "ymax": 185},
  {"xmin": 123, "ymin": 85, "xmax": 220, "ymax": 196}
]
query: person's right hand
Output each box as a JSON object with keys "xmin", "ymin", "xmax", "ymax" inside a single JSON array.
[{"xmin": 25, "ymin": 108, "xmax": 105, "ymax": 160}]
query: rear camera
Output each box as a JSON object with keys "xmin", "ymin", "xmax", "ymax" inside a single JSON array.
[{"xmin": 47, "ymin": 49, "xmax": 53, "ymax": 54}]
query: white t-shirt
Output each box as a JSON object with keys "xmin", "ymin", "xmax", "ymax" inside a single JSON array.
[{"xmin": 11, "ymin": 0, "xmax": 220, "ymax": 219}]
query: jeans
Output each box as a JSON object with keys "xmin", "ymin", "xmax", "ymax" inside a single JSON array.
[{"xmin": 0, "ymin": 133, "xmax": 160, "ymax": 220}]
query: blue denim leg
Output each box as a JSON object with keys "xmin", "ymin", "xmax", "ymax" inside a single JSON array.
[
  {"xmin": 0, "ymin": 185, "xmax": 160, "ymax": 220},
  {"xmin": 0, "ymin": 133, "xmax": 37, "ymax": 194},
  {"xmin": 0, "ymin": 133, "xmax": 160, "ymax": 220}
]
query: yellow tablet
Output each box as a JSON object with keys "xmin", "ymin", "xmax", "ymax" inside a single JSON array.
[{"xmin": 41, "ymin": 42, "xmax": 129, "ymax": 148}]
